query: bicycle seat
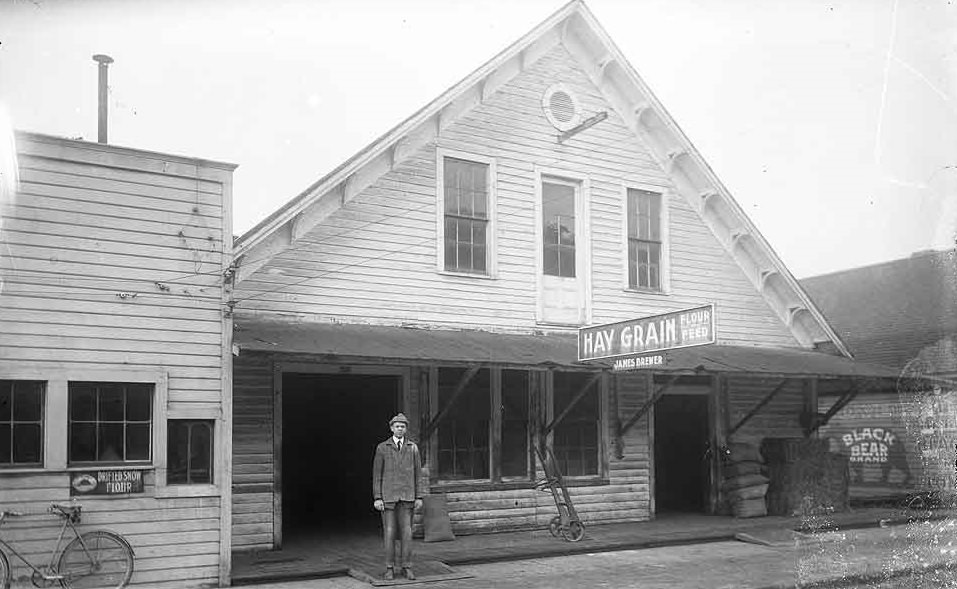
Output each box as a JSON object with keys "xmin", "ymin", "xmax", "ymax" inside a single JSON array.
[{"xmin": 50, "ymin": 502, "xmax": 82, "ymax": 522}]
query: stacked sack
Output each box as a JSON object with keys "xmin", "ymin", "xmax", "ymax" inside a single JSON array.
[{"xmin": 722, "ymin": 440, "xmax": 769, "ymax": 518}]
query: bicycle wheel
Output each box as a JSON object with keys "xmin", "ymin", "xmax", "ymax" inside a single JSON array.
[
  {"xmin": 57, "ymin": 530, "xmax": 134, "ymax": 589},
  {"xmin": 547, "ymin": 516, "xmax": 562, "ymax": 538},
  {"xmin": 561, "ymin": 520, "xmax": 584, "ymax": 542},
  {"xmin": 0, "ymin": 549, "xmax": 10, "ymax": 589}
]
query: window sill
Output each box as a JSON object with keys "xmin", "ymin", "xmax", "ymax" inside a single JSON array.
[
  {"xmin": 623, "ymin": 286, "xmax": 669, "ymax": 296},
  {"xmin": 155, "ymin": 484, "xmax": 219, "ymax": 499},
  {"xmin": 66, "ymin": 464, "xmax": 153, "ymax": 471},
  {"xmin": 430, "ymin": 479, "xmax": 534, "ymax": 493},
  {"xmin": 438, "ymin": 270, "xmax": 495, "ymax": 280},
  {"xmin": 0, "ymin": 466, "xmax": 46, "ymax": 475}
]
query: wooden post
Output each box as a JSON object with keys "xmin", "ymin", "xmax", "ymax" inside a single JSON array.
[
  {"xmin": 708, "ymin": 374, "xmax": 722, "ymax": 515},
  {"xmin": 272, "ymin": 361, "xmax": 283, "ymax": 550},
  {"xmin": 491, "ymin": 368, "xmax": 502, "ymax": 482}
]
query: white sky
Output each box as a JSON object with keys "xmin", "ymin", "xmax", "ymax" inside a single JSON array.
[{"xmin": 1, "ymin": 0, "xmax": 954, "ymax": 278}]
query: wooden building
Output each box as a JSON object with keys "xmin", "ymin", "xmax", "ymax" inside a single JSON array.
[
  {"xmin": 0, "ymin": 132, "xmax": 236, "ymax": 587},
  {"xmin": 803, "ymin": 249, "xmax": 957, "ymax": 499},
  {"xmin": 228, "ymin": 1, "xmax": 898, "ymax": 552}
]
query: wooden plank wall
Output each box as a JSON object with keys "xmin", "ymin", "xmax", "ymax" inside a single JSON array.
[
  {"xmin": 0, "ymin": 134, "xmax": 233, "ymax": 587},
  {"xmin": 231, "ymin": 353, "xmax": 275, "ymax": 551},
  {"xmin": 235, "ymin": 44, "xmax": 800, "ymax": 350}
]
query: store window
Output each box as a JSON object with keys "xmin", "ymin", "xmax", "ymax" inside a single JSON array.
[
  {"xmin": 627, "ymin": 188, "xmax": 662, "ymax": 290},
  {"xmin": 437, "ymin": 368, "xmax": 491, "ymax": 480},
  {"xmin": 0, "ymin": 380, "xmax": 44, "ymax": 467},
  {"xmin": 552, "ymin": 372, "xmax": 600, "ymax": 477},
  {"xmin": 501, "ymin": 370, "xmax": 530, "ymax": 478},
  {"xmin": 68, "ymin": 382, "xmax": 153, "ymax": 464},
  {"xmin": 167, "ymin": 420, "xmax": 214, "ymax": 485}
]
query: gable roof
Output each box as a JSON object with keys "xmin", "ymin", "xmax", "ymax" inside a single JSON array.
[
  {"xmin": 232, "ymin": 0, "xmax": 849, "ymax": 356},
  {"xmin": 802, "ymin": 248, "xmax": 957, "ymax": 372}
]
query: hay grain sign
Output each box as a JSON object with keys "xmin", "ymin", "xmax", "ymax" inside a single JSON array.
[{"xmin": 578, "ymin": 304, "xmax": 715, "ymax": 362}]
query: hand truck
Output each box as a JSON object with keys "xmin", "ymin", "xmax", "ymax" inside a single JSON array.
[{"xmin": 533, "ymin": 443, "xmax": 585, "ymax": 542}]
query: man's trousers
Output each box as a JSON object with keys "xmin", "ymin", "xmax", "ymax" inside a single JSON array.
[{"xmin": 381, "ymin": 501, "xmax": 413, "ymax": 568}]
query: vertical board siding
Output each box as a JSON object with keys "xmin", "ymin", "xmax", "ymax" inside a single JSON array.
[
  {"xmin": 235, "ymin": 45, "xmax": 798, "ymax": 348},
  {"xmin": 0, "ymin": 135, "xmax": 232, "ymax": 587},
  {"xmin": 231, "ymin": 353, "xmax": 275, "ymax": 551}
]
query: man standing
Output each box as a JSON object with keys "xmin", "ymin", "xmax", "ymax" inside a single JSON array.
[{"xmin": 372, "ymin": 413, "xmax": 425, "ymax": 581}]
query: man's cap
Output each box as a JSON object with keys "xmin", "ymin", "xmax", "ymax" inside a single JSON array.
[{"xmin": 389, "ymin": 413, "xmax": 409, "ymax": 426}]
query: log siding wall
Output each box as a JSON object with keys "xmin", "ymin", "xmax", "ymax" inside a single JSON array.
[{"xmin": 0, "ymin": 134, "xmax": 234, "ymax": 587}]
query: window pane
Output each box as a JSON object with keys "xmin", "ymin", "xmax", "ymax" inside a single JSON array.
[
  {"xmin": 13, "ymin": 386, "xmax": 42, "ymax": 422},
  {"xmin": 543, "ymin": 246, "xmax": 560, "ymax": 276},
  {"xmin": 70, "ymin": 423, "xmax": 97, "ymax": 462},
  {"xmin": 0, "ymin": 424, "xmax": 9, "ymax": 463},
  {"xmin": 126, "ymin": 385, "xmax": 151, "ymax": 421},
  {"xmin": 559, "ymin": 247, "xmax": 576, "ymax": 278},
  {"xmin": 437, "ymin": 367, "xmax": 490, "ymax": 480},
  {"xmin": 70, "ymin": 384, "xmax": 96, "ymax": 421},
  {"xmin": 189, "ymin": 423, "xmax": 213, "ymax": 484},
  {"xmin": 501, "ymin": 370, "xmax": 529, "ymax": 478},
  {"xmin": 126, "ymin": 424, "xmax": 151, "ymax": 461},
  {"xmin": 0, "ymin": 383, "xmax": 10, "ymax": 421},
  {"xmin": 543, "ymin": 182, "xmax": 576, "ymax": 277},
  {"xmin": 12, "ymin": 424, "xmax": 41, "ymax": 464},
  {"xmin": 99, "ymin": 386, "xmax": 124, "ymax": 421},
  {"xmin": 553, "ymin": 372, "xmax": 599, "ymax": 477},
  {"xmin": 98, "ymin": 423, "xmax": 124, "ymax": 461}
]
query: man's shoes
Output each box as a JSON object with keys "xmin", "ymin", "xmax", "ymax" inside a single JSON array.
[
  {"xmin": 403, "ymin": 567, "xmax": 415, "ymax": 580},
  {"xmin": 383, "ymin": 567, "xmax": 394, "ymax": 581}
]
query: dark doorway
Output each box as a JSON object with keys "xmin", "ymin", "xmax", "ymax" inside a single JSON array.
[
  {"xmin": 281, "ymin": 373, "xmax": 400, "ymax": 538},
  {"xmin": 654, "ymin": 394, "xmax": 710, "ymax": 513}
]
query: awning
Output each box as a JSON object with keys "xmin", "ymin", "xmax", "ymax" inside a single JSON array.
[{"xmin": 233, "ymin": 319, "xmax": 900, "ymax": 379}]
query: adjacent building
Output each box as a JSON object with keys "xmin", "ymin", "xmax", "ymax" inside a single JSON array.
[
  {"xmin": 803, "ymin": 249, "xmax": 957, "ymax": 499},
  {"xmin": 0, "ymin": 132, "xmax": 236, "ymax": 587}
]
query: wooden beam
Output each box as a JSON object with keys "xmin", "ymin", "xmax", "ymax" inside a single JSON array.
[
  {"xmin": 728, "ymin": 378, "xmax": 791, "ymax": 437},
  {"xmin": 618, "ymin": 374, "xmax": 681, "ymax": 438},
  {"xmin": 809, "ymin": 381, "xmax": 863, "ymax": 434},
  {"xmin": 420, "ymin": 365, "xmax": 480, "ymax": 443},
  {"xmin": 558, "ymin": 111, "xmax": 608, "ymax": 143},
  {"xmin": 541, "ymin": 371, "xmax": 602, "ymax": 437}
]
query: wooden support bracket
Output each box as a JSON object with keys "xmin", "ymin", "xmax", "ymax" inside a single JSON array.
[
  {"xmin": 728, "ymin": 378, "xmax": 790, "ymax": 437},
  {"xmin": 420, "ymin": 365, "xmax": 480, "ymax": 443},
  {"xmin": 558, "ymin": 111, "xmax": 608, "ymax": 143},
  {"xmin": 809, "ymin": 381, "xmax": 864, "ymax": 434},
  {"xmin": 618, "ymin": 374, "xmax": 681, "ymax": 438},
  {"xmin": 542, "ymin": 371, "xmax": 602, "ymax": 438}
]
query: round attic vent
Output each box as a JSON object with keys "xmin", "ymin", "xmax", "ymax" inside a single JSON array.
[{"xmin": 542, "ymin": 84, "xmax": 582, "ymax": 131}]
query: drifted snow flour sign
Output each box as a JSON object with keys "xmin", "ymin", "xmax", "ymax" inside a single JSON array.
[
  {"xmin": 578, "ymin": 304, "xmax": 716, "ymax": 362},
  {"xmin": 70, "ymin": 469, "xmax": 145, "ymax": 496}
]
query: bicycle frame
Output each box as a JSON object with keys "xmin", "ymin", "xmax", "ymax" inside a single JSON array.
[{"xmin": 0, "ymin": 508, "xmax": 84, "ymax": 582}]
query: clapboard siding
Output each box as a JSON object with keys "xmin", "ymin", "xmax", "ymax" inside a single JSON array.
[
  {"xmin": 235, "ymin": 44, "xmax": 797, "ymax": 348},
  {"xmin": 0, "ymin": 133, "xmax": 234, "ymax": 587},
  {"xmin": 231, "ymin": 353, "xmax": 275, "ymax": 551}
]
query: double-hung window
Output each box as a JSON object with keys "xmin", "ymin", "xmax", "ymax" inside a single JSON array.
[
  {"xmin": 0, "ymin": 380, "xmax": 44, "ymax": 467},
  {"xmin": 627, "ymin": 188, "xmax": 662, "ymax": 290},
  {"xmin": 442, "ymin": 156, "xmax": 491, "ymax": 275},
  {"xmin": 68, "ymin": 382, "xmax": 153, "ymax": 465},
  {"xmin": 167, "ymin": 420, "xmax": 214, "ymax": 485}
]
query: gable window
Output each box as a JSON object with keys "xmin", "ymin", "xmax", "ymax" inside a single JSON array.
[
  {"xmin": 443, "ymin": 157, "xmax": 489, "ymax": 275},
  {"xmin": 68, "ymin": 382, "xmax": 153, "ymax": 464},
  {"xmin": 542, "ymin": 180, "xmax": 576, "ymax": 278},
  {"xmin": 168, "ymin": 420, "xmax": 214, "ymax": 485},
  {"xmin": 0, "ymin": 380, "xmax": 44, "ymax": 467},
  {"xmin": 627, "ymin": 188, "xmax": 662, "ymax": 290},
  {"xmin": 552, "ymin": 372, "xmax": 600, "ymax": 477}
]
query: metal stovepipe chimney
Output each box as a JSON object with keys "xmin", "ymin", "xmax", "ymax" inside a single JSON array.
[{"xmin": 92, "ymin": 54, "xmax": 114, "ymax": 143}]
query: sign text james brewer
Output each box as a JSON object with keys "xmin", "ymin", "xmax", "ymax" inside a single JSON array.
[{"xmin": 578, "ymin": 304, "xmax": 715, "ymax": 361}]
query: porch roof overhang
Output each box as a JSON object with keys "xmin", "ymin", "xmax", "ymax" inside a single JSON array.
[{"xmin": 233, "ymin": 319, "xmax": 899, "ymax": 380}]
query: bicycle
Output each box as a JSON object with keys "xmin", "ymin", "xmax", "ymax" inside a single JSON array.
[{"xmin": 0, "ymin": 501, "xmax": 134, "ymax": 589}]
